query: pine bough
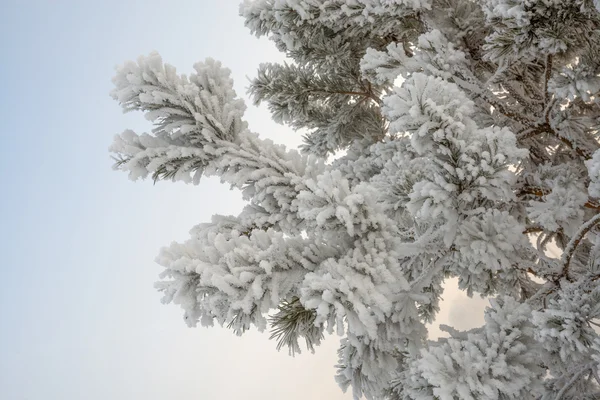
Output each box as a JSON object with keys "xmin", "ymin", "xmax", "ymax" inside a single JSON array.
[{"xmin": 109, "ymin": 1, "xmax": 600, "ymax": 399}]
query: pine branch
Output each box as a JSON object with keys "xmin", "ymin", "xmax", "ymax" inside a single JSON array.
[
  {"xmin": 110, "ymin": 3, "xmax": 600, "ymax": 399},
  {"xmin": 269, "ymin": 297, "xmax": 324, "ymax": 356}
]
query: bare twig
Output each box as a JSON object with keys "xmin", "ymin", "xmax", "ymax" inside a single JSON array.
[
  {"xmin": 524, "ymin": 225, "xmax": 544, "ymax": 235},
  {"xmin": 544, "ymin": 54, "xmax": 553, "ymax": 105}
]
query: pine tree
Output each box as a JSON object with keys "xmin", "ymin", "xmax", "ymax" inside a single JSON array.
[{"xmin": 109, "ymin": 1, "xmax": 600, "ymax": 399}]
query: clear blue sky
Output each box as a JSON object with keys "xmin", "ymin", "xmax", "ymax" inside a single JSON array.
[
  {"xmin": 0, "ymin": 1, "xmax": 350, "ymax": 399},
  {"xmin": 0, "ymin": 2, "xmax": 488, "ymax": 399}
]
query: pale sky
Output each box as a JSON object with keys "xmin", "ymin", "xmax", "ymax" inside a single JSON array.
[{"xmin": 0, "ymin": 1, "xmax": 488, "ymax": 399}]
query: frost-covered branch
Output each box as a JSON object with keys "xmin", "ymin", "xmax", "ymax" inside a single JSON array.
[
  {"xmin": 109, "ymin": 1, "xmax": 600, "ymax": 399},
  {"xmin": 560, "ymin": 213, "xmax": 600, "ymax": 281}
]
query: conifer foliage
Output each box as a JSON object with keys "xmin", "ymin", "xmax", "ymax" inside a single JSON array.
[{"xmin": 109, "ymin": 1, "xmax": 600, "ymax": 398}]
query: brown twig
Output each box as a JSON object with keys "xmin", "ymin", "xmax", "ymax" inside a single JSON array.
[
  {"xmin": 543, "ymin": 54, "xmax": 553, "ymax": 105},
  {"xmin": 523, "ymin": 226, "xmax": 545, "ymax": 235},
  {"xmin": 516, "ymin": 186, "xmax": 551, "ymax": 197}
]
